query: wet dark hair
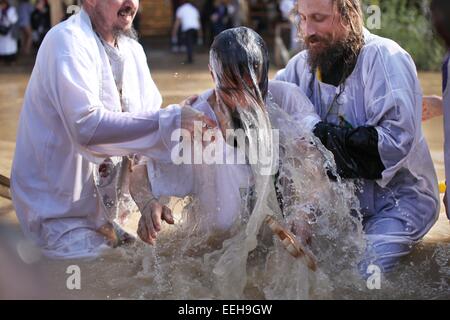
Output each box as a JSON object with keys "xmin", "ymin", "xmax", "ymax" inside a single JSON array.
[{"xmin": 210, "ymin": 27, "xmax": 270, "ymax": 103}]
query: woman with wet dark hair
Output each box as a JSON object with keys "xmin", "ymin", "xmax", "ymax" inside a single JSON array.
[
  {"xmin": 129, "ymin": 27, "xmax": 324, "ymax": 253},
  {"xmin": 208, "ymin": 25, "xmax": 270, "ymax": 135}
]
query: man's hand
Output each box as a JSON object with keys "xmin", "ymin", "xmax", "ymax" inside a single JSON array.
[
  {"xmin": 179, "ymin": 95, "xmax": 217, "ymax": 136},
  {"xmin": 137, "ymin": 199, "xmax": 174, "ymax": 245},
  {"xmin": 181, "ymin": 106, "xmax": 217, "ymax": 136},
  {"xmin": 179, "ymin": 95, "xmax": 199, "ymax": 108},
  {"xmin": 422, "ymin": 95, "xmax": 443, "ymax": 121}
]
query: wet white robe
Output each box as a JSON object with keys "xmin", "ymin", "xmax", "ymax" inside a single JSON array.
[
  {"xmin": 276, "ymin": 29, "xmax": 440, "ymax": 272},
  {"xmin": 147, "ymin": 80, "xmax": 320, "ymax": 233},
  {"xmin": 10, "ymin": 9, "xmax": 181, "ymax": 259}
]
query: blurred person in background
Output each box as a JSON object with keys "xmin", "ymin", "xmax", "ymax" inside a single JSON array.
[
  {"xmin": 0, "ymin": 0, "xmax": 19, "ymax": 65},
  {"xmin": 17, "ymin": 0, "xmax": 34, "ymax": 55},
  {"xmin": 31, "ymin": 0, "xmax": 51, "ymax": 49},
  {"xmin": 210, "ymin": 0, "xmax": 231, "ymax": 38},
  {"xmin": 201, "ymin": 0, "xmax": 214, "ymax": 45},
  {"xmin": 229, "ymin": 0, "xmax": 248, "ymax": 27},
  {"xmin": 172, "ymin": 0, "xmax": 202, "ymax": 64},
  {"xmin": 279, "ymin": 0, "xmax": 303, "ymax": 53}
]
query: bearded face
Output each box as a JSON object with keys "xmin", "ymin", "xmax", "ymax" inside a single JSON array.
[
  {"xmin": 297, "ymin": 0, "xmax": 363, "ymax": 76},
  {"xmin": 305, "ymin": 33, "xmax": 361, "ymax": 75},
  {"xmin": 90, "ymin": 0, "xmax": 139, "ymax": 41}
]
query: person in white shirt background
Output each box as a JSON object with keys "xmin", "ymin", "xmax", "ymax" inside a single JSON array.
[
  {"xmin": 10, "ymin": 0, "xmax": 216, "ymax": 259},
  {"xmin": 279, "ymin": 0, "xmax": 303, "ymax": 53},
  {"xmin": 0, "ymin": 0, "xmax": 18, "ymax": 65},
  {"xmin": 171, "ymin": 0, "xmax": 202, "ymax": 64}
]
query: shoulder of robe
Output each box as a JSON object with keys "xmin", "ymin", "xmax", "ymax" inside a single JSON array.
[
  {"xmin": 275, "ymin": 51, "xmax": 310, "ymax": 84},
  {"xmin": 268, "ymin": 80, "xmax": 305, "ymax": 101},
  {"xmin": 269, "ymin": 79, "xmax": 302, "ymax": 92},
  {"xmin": 360, "ymin": 32, "xmax": 417, "ymax": 78},
  {"xmin": 268, "ymin": 79, "xmax": 313, "ymax": 112}
]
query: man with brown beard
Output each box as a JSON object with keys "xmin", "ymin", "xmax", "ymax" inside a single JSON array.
[{"xmin": 276, "ymin": 0, "xmax": 439, "ymax": 275}]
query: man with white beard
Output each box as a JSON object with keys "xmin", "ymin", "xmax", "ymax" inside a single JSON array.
[{"xmin": 11, "ymin": 0, "xmax": 215, "ymax": 259}]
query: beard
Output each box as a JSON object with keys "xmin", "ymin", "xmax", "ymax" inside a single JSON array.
[
  {"xmin": 305, "ymin": 33, "xmax": 363, "ymax": 77},
  {"xmin": 112, "ymin": 4, "xmax": 138, "ymax": 41}
]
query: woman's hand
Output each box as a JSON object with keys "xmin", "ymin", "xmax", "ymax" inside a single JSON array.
[
  {"xmin": 137, "ymin": 199, "xmax": 174, "ymax": 245},
  {"xmin": 129, "ymin": 164, "xmax": 174, "ymax": 245}
]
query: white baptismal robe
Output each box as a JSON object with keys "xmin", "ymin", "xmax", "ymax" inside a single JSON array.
[
  {"xmin": 276, "ymin": 29, "xmax": 440, "ymax": 272},
  {"xmin": 148, "ymin": 80, "xmax": 320, "ymax": 233},
  {"xmin": 11, "ymin": 9, "xmax": 181, "ymax": 259}
]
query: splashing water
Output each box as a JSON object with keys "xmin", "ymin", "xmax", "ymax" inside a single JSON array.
[
  {"xmin": 31, "ymin": 27, "xmax": 449, "ymax": 300},
  {"xmin": 82, "ymin": 79, "xmax": 366, "ymax": 300}
]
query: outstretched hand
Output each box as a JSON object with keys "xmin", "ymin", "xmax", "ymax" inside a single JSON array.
[{"xmin": 181, "ymin": 105, "xmax": 217, "ymax": 136}]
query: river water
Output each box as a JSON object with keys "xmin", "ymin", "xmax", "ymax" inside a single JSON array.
[{"xmin": 0, "ymin": 53, "xmax": 448, "ymax": 299}]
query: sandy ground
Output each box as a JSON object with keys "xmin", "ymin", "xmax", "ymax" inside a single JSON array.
[{"xmin": 0, "ymin": 47, "xmax": 448, "ymax": 299}]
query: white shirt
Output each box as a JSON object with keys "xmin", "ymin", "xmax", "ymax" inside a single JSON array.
[
  {"xmin": 443, "ymin": 53, "xmax": 450, "ymax": 219},
  {"xmin": 11, "ymin": 9, "xmax": 182, "ymax": 259},
  {"xmin": 0, "ymin": 6, "xmax": 18, "ymax": 56},
  {"xmin": 176, "ymin": 3, "xmax": 201, "ymax": 32}
]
